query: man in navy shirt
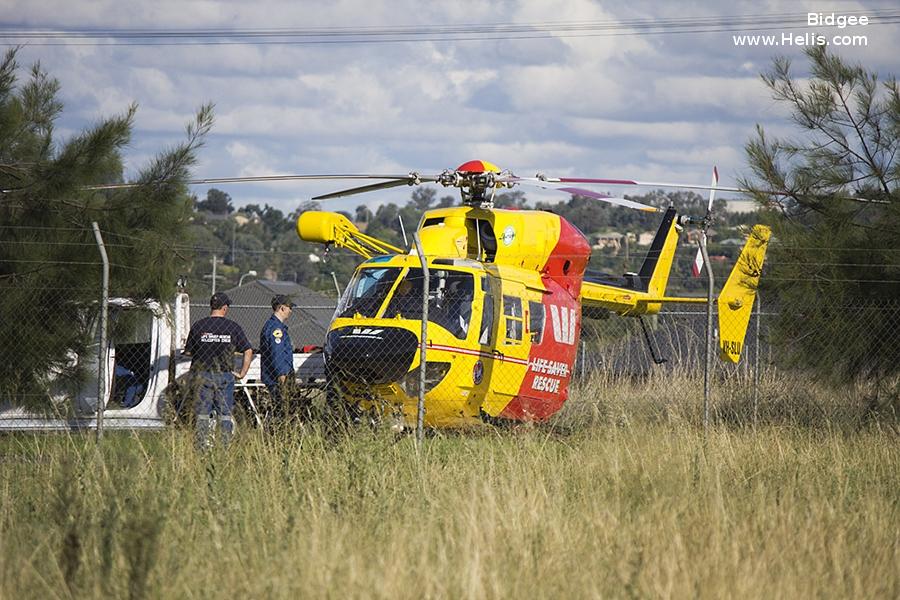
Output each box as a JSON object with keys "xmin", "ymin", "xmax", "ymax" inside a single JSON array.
[
  {"xmin": 260, "ymin": 295, "xmax": 297, "ymax": 417},
  {"xmin": 184, "ymin": 292, "xmax": 252, "ymax": 448}
]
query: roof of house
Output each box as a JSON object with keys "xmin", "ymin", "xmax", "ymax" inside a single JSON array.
[{"xmin": 191, "ymin": 280, "xmax": 336, "ymax": 349}]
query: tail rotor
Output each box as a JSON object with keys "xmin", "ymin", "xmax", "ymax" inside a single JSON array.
[{"xmin": 692, "ymin": 166, "xmax": 718, "ymax": 277}]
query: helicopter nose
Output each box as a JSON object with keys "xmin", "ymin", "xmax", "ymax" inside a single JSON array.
[{"xmin": 325, "ymin": 326, "xmax": 419, "ymax": 385}]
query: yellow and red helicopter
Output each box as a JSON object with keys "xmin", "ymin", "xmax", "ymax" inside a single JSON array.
[{"xmin": 296, "ymin": 160, "xmax": 770, "ymax": 428}]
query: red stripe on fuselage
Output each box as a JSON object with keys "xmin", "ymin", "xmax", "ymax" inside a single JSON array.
[
  {"xmin": 500, "ymin": 215, "xmax": 590, "ymax": 421},
  {"xmin": 427, "ymin": 343, "xmax": 529, "ymax": 366}
]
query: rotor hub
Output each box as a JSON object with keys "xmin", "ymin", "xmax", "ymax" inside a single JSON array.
[{"xmin": 439, "ymin": 160, "xmax": 505, "ymax": 208}]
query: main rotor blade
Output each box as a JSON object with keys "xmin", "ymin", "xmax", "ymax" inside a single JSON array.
[
  {"xmin": 557, "ymin": 187, "xmax": 661, "ymax": 212},
  {"xmin": 515, "ymin": 180, "xmax": 660, "ymax": 212},
  {"xmin": 312, "ymin": 175, "xmax": 437, "ymax": 200},
  {"xmin": 66, "ymin": 173, "xmax": 416, "ymax": 192},
  {"xmin": 521, "ymin": 176, "xmax": 744, "ymax": 194},
  {"xmin": 515, "ymin": 174, "xmax": 882, "ymax": 204},
  {"xmin": 313, "ymin": 179, "xmax": 413, "ymax": 200}
]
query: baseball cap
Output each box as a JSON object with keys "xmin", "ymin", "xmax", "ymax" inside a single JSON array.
[
  {"xmin": 210, "ymin": 292, "xmax": 232, "ymax": 309},
  {"xmin": 271, "ymin": 294, "xmax": 298, "ymax": 310}
]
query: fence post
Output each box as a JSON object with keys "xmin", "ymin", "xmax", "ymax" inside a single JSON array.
[
  {"xmin": 753, "ymin": 291, "xmax": 761, "ymax": 426},
  {"xmin": 413, "ymin": 232, "xmax": 429, "ymax": 450},
  {"xmin": 579, "ymin": 340, "xmax": 585, "ymax": 380},
  {"xmin": 699, "ymin": 236, "xmax": 714, "ymax": 434},
  {"xmin": 91, "ymin": 222, "xmax": 109, "ymax": 440}
]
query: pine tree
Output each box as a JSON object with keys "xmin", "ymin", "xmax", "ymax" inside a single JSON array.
[
  {"xmin": 0, "ymin": 47, "xmax": 214, "ymax": 408},
  {"xmin": 742, "ymin": 47, "xmax": 900, "ymax": 379}
]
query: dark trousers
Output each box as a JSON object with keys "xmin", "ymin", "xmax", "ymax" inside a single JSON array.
[
  {"xmin": 266, "ymin": 376, "xmax": 308, "ymax": 421},
  {"xmin": 194, "ymin": 371, "xmax": 235, "ymax": 447}
]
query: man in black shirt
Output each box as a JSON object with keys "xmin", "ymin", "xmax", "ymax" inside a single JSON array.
[{"xmin": 184, "ymin": 292, "xmax": 252, "ymax": 448}]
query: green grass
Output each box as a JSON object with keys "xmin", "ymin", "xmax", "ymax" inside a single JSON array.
[{"xmin": 0, "ymin": 417, "xmax": 897, "ymax": 599}]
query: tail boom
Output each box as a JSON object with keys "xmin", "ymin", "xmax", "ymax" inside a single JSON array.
[
  {"xmin": 579, "ymin": 224, "xmax": 771, "ymax": 365},
  {"xmin": 580, "ymin": 206, "xmax": 682, "ymax": 316}
]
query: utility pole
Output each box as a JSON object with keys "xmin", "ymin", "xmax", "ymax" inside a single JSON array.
[
  {"xmin": 211, "ymin": 254, "xmax": 218, "ymax": 294},
  {"xmin": 203, "ymin": 254, "xmax": 225, "ymax": 294},
  {"xmin": 231, "ymin": 220, "xmax": 237, "ymax": 266}
]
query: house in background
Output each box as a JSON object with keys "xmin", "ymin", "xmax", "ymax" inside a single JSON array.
[
  {"xmin": 192, "ymin": 280, "xmax": 335, "ymax": 349},
  {"xmin": 684, "ymin": 228, "xmax": 719, "ymax": 245},
  {"xmin": 592, "ymin": 231, "xmax": 627, "ymax": 252},
  {"xmin": 636, "ymin": 231, "xmax": 655, "ymax": 246},
  {"xmin": 724, "ymin": 199, "xmax": 758, "ymax": 214}
]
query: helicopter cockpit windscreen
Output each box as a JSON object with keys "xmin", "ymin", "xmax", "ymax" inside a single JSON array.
[
  {"xmin": 337, "ymin": 267, "xmax": 401, "ymax": 318},
  {"xmin": 384, "ymin": 268, "xmax": 474, "ymax": 340}
]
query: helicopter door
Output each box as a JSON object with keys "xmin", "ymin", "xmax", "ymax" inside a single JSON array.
[{"xmin": 481, "ymin": 280, "xmax": 530, "ymax": 416}]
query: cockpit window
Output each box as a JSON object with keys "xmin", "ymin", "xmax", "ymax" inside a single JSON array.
[
  {"xmin": 384, "ymin": 268, "xmax": 475, "ymax": 340},
  {"xmin": 337, "ymin": 267, "xmax": 401, "ymax": 318}
]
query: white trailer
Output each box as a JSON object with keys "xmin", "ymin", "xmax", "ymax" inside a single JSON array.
[{"xmin": 0, "ymin": 293, "xmax": 326, "ymax": 431}]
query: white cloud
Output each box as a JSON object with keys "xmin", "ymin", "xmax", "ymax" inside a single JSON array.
[
  {"xmin": 653, "ymin": 76, "xmax": 774, "ymax": 117},
  {"xmin": 225, "ymin": 141, "xmax": 257, "ymax": 161},
  {"xmin": 568, "ymin": 118, "xmax": 742, "ymax": 143},
  {"xmin": 3, "ymin": 0, "xmax": 897, "ymax": 215},
  {"xmin": 464, "ymin": 141, "xmax": 589, "ymax": 170},
  {"xmin": 646, "ymin": 145, "xmax": 744, "ymax": 167}
]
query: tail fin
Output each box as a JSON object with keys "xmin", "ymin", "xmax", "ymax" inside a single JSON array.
[
  {"xmin": 718, "ymin": 225, "xmax": 771, "ymax": 362},
  {"xmin": 637, "ymin": 207, "xmax": 680, "ymax": 312}
]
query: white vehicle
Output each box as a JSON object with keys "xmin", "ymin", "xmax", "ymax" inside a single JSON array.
[{"xmin": 0, "ymin": 293, "xmax": 326, "ymax": 431}]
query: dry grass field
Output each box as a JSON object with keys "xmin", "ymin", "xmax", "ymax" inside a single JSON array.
[{"xmin": 1, "ymin": 388, "xmax": 897, "ymax": 600}]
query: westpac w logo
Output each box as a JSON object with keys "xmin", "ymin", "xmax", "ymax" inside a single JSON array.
[
  {"xmin": 347, "ymin": 328, "xmax": 384, "ymax": 339},
  {"xmin": 549, "ymin": 305, "xmax": 577, "ymax": 345}
]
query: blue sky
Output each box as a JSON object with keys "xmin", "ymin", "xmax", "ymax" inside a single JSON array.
[{"xmin": 3, "ymin": 0, "xmax": 898, "ymax": 213}]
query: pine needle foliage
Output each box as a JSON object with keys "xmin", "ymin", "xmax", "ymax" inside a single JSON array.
[
  {"xmin": 741, "ymin": 47, "xmax": 900, "ymax": 379},
  {"xmin": 0, "ymin": 47, "xmax": 214, "ymax": 406}
]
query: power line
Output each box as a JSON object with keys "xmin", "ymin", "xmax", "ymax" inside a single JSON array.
[
  {"xmin": 2, "ymin": 12, "xmax": 898, "ymax": 46},
  {"xmin": 1, "ymin": 241, "xmax": 134, "ymax": 250},
  {"xmin": 751, "ymin": 277, "xmax": 900, "ymax": 283},
  {"xmin": 0, "ymin": 224, "xmax": 98, "ymax": 232},
  {"xmin": 1, "ymin": 258, "xmax": 103, "ymax": 265},
  {"xmin": 6, "ymin": 11, "xmax": 898, "ymax": 36}
]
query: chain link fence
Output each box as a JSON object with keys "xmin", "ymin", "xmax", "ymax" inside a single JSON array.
[{"xmin": 2, "ymin": 242, "xmax": 898, "ymax": 433}]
